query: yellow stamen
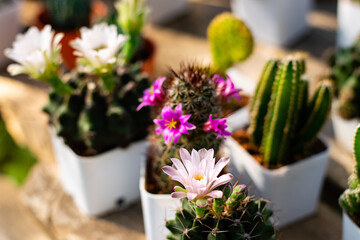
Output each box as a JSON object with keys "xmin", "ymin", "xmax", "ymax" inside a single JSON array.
[
  {"xmin": 193, "ymin": 174, "xmax": 204, "ymax": 181},
  {"xmin": 166, "ymin": 119, "xmax": 177, "ymax": 129},
  {"xmin": 150, "ymin": 86, "xmax": 154, "ymax": 94}
]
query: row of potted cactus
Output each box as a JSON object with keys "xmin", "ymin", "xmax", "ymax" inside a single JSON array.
[{"xmin": 4, "ymin": 1, "xmax": 360, "ymax": 240}]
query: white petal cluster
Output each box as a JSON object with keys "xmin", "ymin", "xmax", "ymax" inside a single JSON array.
[
  {"xmin": 4, "ymin": 25, "xmax": 63, "ymax": 79},
  {"xmin": 162, "ymin": 148, "xmax": 233, "ymax": 201},
  {"xmin": 71, "ymin": 23, "xmax": 128, "ymax": 71}
]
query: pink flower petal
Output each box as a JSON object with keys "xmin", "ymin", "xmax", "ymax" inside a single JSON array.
[
  {"xmin": 211, "ymin": 173, "xmax": 233, "ymax": 190},
  {"xmin": 179, "ymin": 148, "xmax": 191, "ymax": 161},
  {"xmin": 212, "ymin": 157, "xmax": 230, "ymax": 179},
  {"xmin": 171, "ymin": 192, "xmax": 187, "ymax": 199},
  {"xmin": 187, "ymin": 192, "xmax": 198, "ymax": 200},
  {"xmin": 206, "ymin": 190, "xmax": 223, "ymax": 199}
]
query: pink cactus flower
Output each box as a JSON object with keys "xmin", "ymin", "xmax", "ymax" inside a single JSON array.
[
  {"xmin": 137, "ymin": 77, "xmax": 166, "ymax": 111},
  {"xmin": 153, "ymin": 104, "xmax": 196, "ymax": 145},
  {"xmin": 213, "ymin": 74, "xmax": 242, "ymax": 103},
  {"xmin": 204, "ymin": 114, "xmax": 231, "ymax": 139},
  {"xmin": 162, "ymin": 148, "xmax": 233, "ymax": 201}
]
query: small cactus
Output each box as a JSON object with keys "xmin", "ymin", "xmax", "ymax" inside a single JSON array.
[
  {"xmin": 247, "ymin": 54, "xmax": 332, "ymax": 167},
  {"xmin": 162, "ymin": 148, "xmax": 275, "ymax": 240},
  {"xmin": 207, "ymin": 12, "xmax": 253, "ymax": 72},
  {"xmin": 45, "ymin": 0, "xmax": 91, "ymax": 30},
  {"xmin": 145, "ymin": 64, "xmax": 230, "ymax": 193},
  {"xmin": 44, "ymin": 64, "xmax": 151, "ymax": 156},
  {"xmin": 339, "ymin": 124, "xmax": 360, "ymax": 226}
]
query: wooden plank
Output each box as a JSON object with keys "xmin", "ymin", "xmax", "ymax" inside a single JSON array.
[{"xmin": 0, "ymin": 177, "xmax": 51, "ymax": 240}]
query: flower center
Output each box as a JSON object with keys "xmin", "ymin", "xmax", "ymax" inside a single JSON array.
[
  {"xmin": 150, "ymin": 86, "xmax": 154, "ymax": 95},
  {"xmin": 166, "ymin": 119, "xmax": 178, "ymax": 129},
  {"xmin": 193, "ymin": 174, "xmax": 204, "ymax": 181},
  {"xmin": 94, "ymin": 44, "xmax": 107, "ymax": 51}
]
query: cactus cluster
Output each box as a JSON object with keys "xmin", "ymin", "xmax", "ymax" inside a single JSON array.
[
  {"xmin": 166, "ymin": 184, "xmax": 275, "ymax": 240},
  {"xmin": 247, "ymin": 54, "xmax": 332, "ymax": 167},
  {"xmin": 339, "ymin": 124, "xmax": 360, "ymax": 227},
  {"xmin": 44, "ymin": 64, "xmax": 151, "ymax": 156},
  {"xmin": 147, "ymin": 64, "xmax": 225, "ymax": 193},
  {"xmin": 330, "ymin": 39, "xmax": 360, "ymax": 119},
  {"xmin": 207, "ymin": 12, "xmax": 253, "ymax": 73},
  {"xmin": 45, "ymin": 0, "xmax": 91, "ymax": 30}
]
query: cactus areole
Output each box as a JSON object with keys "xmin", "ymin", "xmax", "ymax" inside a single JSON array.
[{"xmin": 234, "ymin": 53, "xmax": 332, "ymax": 168}]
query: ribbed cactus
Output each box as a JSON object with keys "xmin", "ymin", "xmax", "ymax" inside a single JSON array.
[
  {"xmin": 339, "ymin": 124, "xmax": 360, "ymax": 227},
  {"xmin": 207, "ymin": 12, "xmax": 253, "ymax": 73},
  {"xmin": 166, "ymin": 184, "xmax": 275, "ymax": 240},
  {"xmin": 45, "ymin": 0, "xmax": 91, "ymax": 30},
  {"xmin": 338, "ymin": 70, "xmax": 360, "ymax": 119},
  {"xmin": 248, "ymin": 54, "xmax": 332, "ymax": 167},
  {"xmin": 44, "ymin": 64, "xmax": 151, "ymax": 156},
  {"xmin": 147, "ymin": 64, "xmax": 225, "ymax": 193}
]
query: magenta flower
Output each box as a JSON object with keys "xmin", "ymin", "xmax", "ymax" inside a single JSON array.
[
  {"xmin": 213, "ymin": 74, "xmax": 242, "ymax": 103},
  {"xmin": 162, "ymin": 148, "xmax": 233, "ymax": 201},
  {"xmin": 153, "ymin": 104, "xmax": 196, "ymax": 145},
  {"xmin": 204, "ymin": 114, "xmax": 231, "ymax": 139},
  {"xmin": 136, "ymin": 77, "xmax": 166, "ymax": 111}
]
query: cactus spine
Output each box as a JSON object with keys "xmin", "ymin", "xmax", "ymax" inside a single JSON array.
[
  {"xmin": 247, "ymin": 54, "xmax": 332, "ymax": 167},
  {"xmin": 166, "ymin": 184, "xmax": 275, "ymax": 240}
]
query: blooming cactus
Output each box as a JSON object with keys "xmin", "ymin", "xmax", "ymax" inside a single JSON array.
[
  {"xmin": 4, "ymin": 25, "xmax": 71, "ymax": 94},
  {"xmin": 136, "ymin": 77, "xmax": 166, "ymax": 110},
  {"xmin": 163, "ymin": 148, "xmax": 275, "ymax": 239},
  {"xmin": 162, "ymin": 148, "xmax": 233, "ymax": 200},
  {"xmin": 213, "ymin": 74, "xmax": 242, "ymax": 103},
  {"xmin": 204, "ymin": 114, "xmax": 231, "ymax": 138}
]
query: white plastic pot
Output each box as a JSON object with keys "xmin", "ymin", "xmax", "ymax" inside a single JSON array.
[
  {"xmin": 139, "ymin": 163, "xmax": 181, "ymax": 240},
  {"xmin": 147, "ymin": 0, "xmax": 188, "ymax": 24},
  {"xmin": 228, "ymin": 135, "xmax": 329, "ymax": 228},
  {"xmin": 343, "ymin": 211, "xmax": 360, "ymax": 240},
  {"xmin": 332, "ymin": 103, "xmax": 360, "ymax": 153},
  {"xmin": 337, "ymin": 0, "xmax": 360, "ymax": 48},
  {"xmin": 230, "ymin": 0, "xmax": 313, "ymax": 46},
  {"xmin": 50, "ymin": 129, "xmax": 148, "ymax": 216},
  {"xmin": 0, "ymin": 0, "xmax": 20, "ymax": 67}
]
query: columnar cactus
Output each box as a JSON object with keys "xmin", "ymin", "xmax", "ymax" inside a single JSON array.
[
  {"xmin": 339, "ymin": 124, "xmax": 360, "ymax": 227},
  {"xmin": 162, "ymin": 148, "xmax": 275, "ymax": 240},
  {"xmin": 45, "ymin": 0, "xmax": 91, "ymax": 30},
  {"xmin": 142, "ymin": 64, "xmax": 234, "ymax": 193},
  {"xmin": 44, "ymin": 65, "xmax": 151, "ymax": 156},
  {"xmin": 247, "ymin": 54, "xmax": 332, "ymax": 167}
]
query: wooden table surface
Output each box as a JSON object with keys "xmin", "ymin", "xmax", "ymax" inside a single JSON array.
[{"xmin": 0, "ymin": 1, "xmax": 352, "ymax": 239}]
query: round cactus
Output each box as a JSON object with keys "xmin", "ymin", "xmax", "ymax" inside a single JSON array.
[{"xmin": 207, "ymin": 13, "xmax": 253, "ymax": 72}]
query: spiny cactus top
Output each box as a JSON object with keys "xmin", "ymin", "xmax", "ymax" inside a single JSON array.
[
  {"xmin": 138, "ymin": 64, "xmax": 239, "ymax": 194},
  {"xmin": 339, "ymin": 124, "xmax": 360, "ymax": 227},
  {"xmin": 207, "ymin": 12, "xmax": 253, "ymax": 72},
  {"xmin": 246, "ymin": 53, "xmax": 332, "ymax": 167},
  {"xmin": 162, "ymin": 148, "xmax": 275, "ymax": 240},
  {"xmin": 330, "ymin": 38, "xmax": 360, "ymax": 119},
  {"xmin": 5, "ymin": 24, "xmax": 152, "ymax": 156}
]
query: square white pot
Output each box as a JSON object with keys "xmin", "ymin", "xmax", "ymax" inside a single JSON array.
[
  {"xmin": 0, "ymin": 0, "xmax": 20, "ymax": 67},
  {"xmin": 50, "ymin": 128, "xmax": 148, "ymax": 216},
  {"xmin": 337, "ymin": 0, "xmax": 360, "ymax": 48},
  {"xmin": 228, "ymin": 135, "xmax": 329, "ymax": 228},
  {"xmin": 139, "ymin": 162, "xmax": 181, "ymax": 240},
  {"xmin": 147, "ymin": 0, "xmax": 188, "ymax": 24},
  {"xmin": 343, "ymin": 211, "xmax": 360, "ymax": 240},
  {"xmin": 332, "ymin": 102, "xmax": 360, "ymax": 153},
  {"xmin": 230, "ymin": 0, "xmax": 313, "ymax": 46}
]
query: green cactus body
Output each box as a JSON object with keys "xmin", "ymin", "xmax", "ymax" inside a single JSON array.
[
  {"xmin": 46, "ymin": 0, "xmax": 91, "ymax": 30},
  {"xmin": 43, "ymin": 65, "xmax": 151, "ymax": 156},
  {"xmin": 166, "ymin": 185, "xmax": 275, "ymax": 240},
  {"xmin": 339, "ymin": 124, "xmax": 360, "ymax": 222},
  {"xmin": 148, "ymin": 65, "xmax": 224, "ymax": 193},
  {"xmin": 247, "ymin": 54, "xmax": 332, "ymax": 167},
  {"xmin": 247, "ymin": 60, "xmax": 279, "ymax": 146},
  {"xmin": 338, "ymin": 71, "xmax": 360, "ymax": 119},
  {"xmin": 261, "ymin": 59, "xmax": 300, "ymax": 167},
  {"xmin": 207, "ymin": 13, "xmax": 253, "ymax": 72}
]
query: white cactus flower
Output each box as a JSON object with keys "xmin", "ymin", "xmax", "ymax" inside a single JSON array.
[
  {"xmin": 70, "ymin": 23, "xmax": 128, "ymax": 71},
  {"xmin": 4, "ymin": 25, "xmax": 63, "ymax": 80}
]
